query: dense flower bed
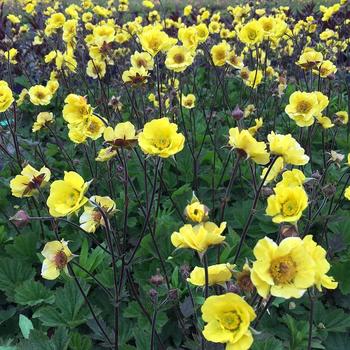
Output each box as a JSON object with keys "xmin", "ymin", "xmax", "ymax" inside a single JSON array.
[{"xmin": 0, "ymin": 0, "xmax": 350, "ymax": 349}]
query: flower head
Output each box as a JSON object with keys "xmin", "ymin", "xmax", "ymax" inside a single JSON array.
[
  {"xmin": 103, "ymin": 121, "xmax": 138, "ymax": 148},
  {"xmin": 188, "ymin": 263, "xmax": 233, "ymax": 286},
  {"xmin": 47, "ymin": 171, "xmax": 90, "ymax": 217},
  {"xmin": 10, "ymin": 164, "xmax": 51, "ymax": 198},
  {"xmin": 0, "ymin": 80, "xmax": 14, "ymax": 112},
  {"xmin": 138, "ymin": 117, "xmax": 185, "ymax": 158},
  {"xmin": 28, "ymin": 85, "xmax": 52, "ymax": 106},
  {"xmin": 251, "ymin": 237, "xmax": 315, "ymax": 298},
  {"xmin": 32, "ymin": 112, "xmax": 54, "ymax": 132},
  {"xmin": 229, "ymin": 127, "xmax": 270, "ymax": 165},
  {"xmin": 165, "ymin": 46, "xmax": 194, "ymax": 73},
  {"xmin": 41, "ymin": 239, "xmax": 74, "ymax": 280},
  {"xmin": 238, "ymin": 20, "xmax": 264, "ymax": 46},
  {"xmin": 171, "ymin": 221, "xmax": 226, "ymax": 252},
  {"xmin": 268, "ymin": 132, "xmax": 309, "ymax": 165},
  {"xmin": 201, "ymin": 293, "xmax": 256, "ymax": 350},
  {"xmin": 80, "ymin": 195, "xmax": 116, "ymax": 233}
]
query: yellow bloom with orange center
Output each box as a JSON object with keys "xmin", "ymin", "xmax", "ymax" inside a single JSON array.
[
  {"xmin": 130, "ymin": 51, "xmax": 154, "ymax": 70},
  {"xmin": 171, "ymin": 221, "xmax": 226, "ymax": 252},
  {"xmin": 41, "ymin": 240, "xmax": 74, "ymax": 280},
  {"xmin": 165, "ymin": 46, "xmax": 194, "ymax": 73},
  {"xmin": 201, "ymin": 293, "xmax": 256, "ymax": 350},
  {"xmin": 103, "ymin": 121, "xmax": 138, "ymax": 148},
  {"xmin": 251, "ymin": 236, "xmax": 315, "ymax": 298},
  {"xmin": 181, "ymin": 94, "xmax": 196, "ymax": 109},
  {"xmin": 86, "ymin": 59, "xmax": 106, "ymax": 79},
  {"xmin": 211, "ymin": 41, "xmax": 230, "ymax": 66}
]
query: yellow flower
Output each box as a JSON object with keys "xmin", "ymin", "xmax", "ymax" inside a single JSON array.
[
  {"xmin": 285, "ymin": 91, "xmax": 318, "ymax": 127},
  {"xmin": 248, "ymin": 118, "xmax": 263, "ymax": 136},
  {"xmin": 47, "ymin": 171, "xmax": 90, "ymax": 217},
  {"xmin": 103, "ymin": 121, "xmax": 138, "ymax": 148},
  {"xmin": 130, "ymin": 51, "xmax": 154, "ymax": 70},
  {"xmin": 184, "ymin": 198, "xmax": 209, "ymax": 223},
  {"xmin": 0, "ymin": 80, "xmax": 14, "ymax": 112},
  {"xmin": 165, "ymin": 46, "xmax": 194, "ymax": 73},
  {"xmin": 201, "ymin": 293, "xmax": 256, "ymax": 350},
  {"xmin": 277, "ymin": 169, "xmax": 306, "ymax": 188},
  {"xmin": 226, "ymin": 51, "xmax": 244, "ymax": 69},
  {"xmin": 79, "ymin": 195, "xmax": 116, "ymax": 233},
  {"xmin": 3, "ymin": 48, "xmax": 18, "ymax": 64},
  {"xmin": 122, "ymin": 66, "xmax": 149, "ymax": 85},
  {"xmin": 335, "ymin": 111, "xmax": 348, "ymax": 124},
  {"xmin": 63, "ymin": 94, "xmax": 92, "ymax": 125},
  {"xmin": 303, "ymin": 235, "xmax": 337, "ymax": 291},
  {"xmin": 211, "ymin": 41, "xmax": 230, "ymax": 67},
  {"xmin": 258, "ymin": 16, "xmax": 276, "ymax": 38},
  {"xmin": 266, "ymin": 185, "xmax": 308, "ymax": 223},
  {"xmin": 7, "ymin": 14, "xmax": 21, "ymax": 24},
  {"xmin": 296, "ymin": 49, "xmax": 323, "ymax": 70},
  {"xmin": 243, "ymin": 69, "xmax": 263, "ymax": 89},
  {"xmin": 313, "ymin": 60, "xmax": 337, "ymax": 78},
  {"xmin": 138, "ymin": 117, "xmax": 185, "ymax": 158},
  {"xmin": 238, "ymin": 20, "xmax": 264, "ymax": 46},
  {"xmin": 261, "ymin": 156, "xmax": 284, "ymax": 184},
  {"xmin": 345, "ymin": 186, "xmax": 350, "ymax": 200},
  {"xmin": 171, "ymin": 221, "xmax": 226, "ymax": 252},
  {"xmin": 268, "ymin": 132, "xmax": 309, "ymax": 165},
  {"xmin": 187, "ymin": 263, "xmax": 233, "ymax": 286},
  {"xmin": 181, "ymin": 94, "xmax": 196, "ymax": 109},
  {"xmin": 95, "ymin": 147, "xmax": 117, "ymax": 162},
  {"xmin": 28, "ymin": 85, "xmax": 52, "ymax": 106},
  {"xmin": 10, "ymin": 164, "xmax": 51, "ymax": 198},
  {"xmin": 184, "ymin": 5, "xmax": 192, "ymax": 16},
  {"xmin": 251, "ymin": 237, "xmax": 315, "ymax": 298},
  {"xmin": 316, "ymin": 115, "xmax": 334, "ymax": 129},
  {"xmin": 178, "ymin": 26, "xmax": 199, "ymax": 52},
  {"xmin": 228, "ymin": 127, "xmax": 270, "ymax": 165},
  {"xmin": 138, "ymin": 26, "xmax": 177, "ymax": 56},
  {"xmin": 17, "ymin": 88, "xmax": 28, "ymax": 106},
  {"xmin": 41, "ymin": 240, "xmax": 74, "ymax": 280},
  {"xmin": 86, "ymin": 59, "xmax": 106, "ymax": 79},
  {"xmin": 93, "ymin": 24, "xmax": 115, "ymax": 47},
  {"xmin": 196, "ymin": 23, "xmax": 209, "ymax": 43},
  {"xmin": 32, "ymin": 112, "xmax": 54, "ymax": 132}
]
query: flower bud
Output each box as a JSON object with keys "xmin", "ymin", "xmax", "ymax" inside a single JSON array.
[
  {"xmin": 232, "ymin": 105, "xmax": 244, "ymax": 121},
  {"xmin": 168, "ymin": 288, "xmax": 178, "ymax": 301},
  {"xmin": 150, "ymin": 270, "xmax": 164, "ymax": 286},
  {"xmin": 322, "ymin": 184, "xmax": 336, "ymax": 198},
  {"xmin": 9, "ymin": 210, "xmax": 30, "ymax": 228},
  {"xmin": 280, "ymin": 224, "xmax": 299, "ymax": 238}
]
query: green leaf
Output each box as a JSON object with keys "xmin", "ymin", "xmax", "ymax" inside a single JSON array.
[
  {"xmin": 19, "ymin": 315, "xmax": 34, "ymax": 340},
  {"xmin": 252, "ymin": 337, "xmax": 284, "ymax": 350},
  {"xmin": 0, "ymin": 308, "xmax": 16, "ymax": 326},
  {"xmin": 331, "ymin": 260, "xmax": 350, "ymax": 295},
  {"xmin": 0, "ymin": 258, "xmax": 35, "ymax": 299},
  {"xmin": 69, "ymin": 332, "xmax": 92, "ymax": 350},
  {"xmin": 325, "ymin": 333, "xmax": 349, "ymax": 350},
  {"xmin": 33, "ymin": 280, "xmax": 92, "ymax": 328},
  {"xmin": 14, "ymin": 280, "xmax": 55, "ymax": 306},
  {"xmin": 5, "ymin": 232, "xmax": 39, "ymax": 263},
  {"xmin": 19, "ymin": 328, "xmax": 69, "ymax": 350}
]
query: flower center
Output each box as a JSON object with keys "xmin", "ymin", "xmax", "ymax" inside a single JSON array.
[
  {"xmin": 173, "ymin": 53, "xmax": 185, "ymax": 64},
  {"xmin": 248, "ymin": 30, "xmax": 257, "ymax": 40},
  {"xmin": 296, "ymin": 100, "xmax": 312, "ymax": 114},
  {"xmin": 154, "ymin": 137, "xmax": 170, "ymax": 149},
  {"xmin": 281, "ymin": 200, "xmax": 297, "ymax": 216},
  {"xmin": 270, "ymin": 255, "xmax": 297, "ymax": 284},
  {"xmin": 67, "ymin": 189, "xmax": 80, "ymax": 207},
  {"xmin": 54, "ymin": 250, "xmax": 68, "ymax": 269},
  {"xmin": 220, "ymin": 312, "xmax": 241, "ymax": 331}
]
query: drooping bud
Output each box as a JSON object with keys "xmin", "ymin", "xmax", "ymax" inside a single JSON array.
[
  {"xmin": 232, "ymin": 105, "xmax": 244, "ymax": 121},
  {"xmin": 9, "ymin": 210, "xmax": 30, "ymax": 228}
]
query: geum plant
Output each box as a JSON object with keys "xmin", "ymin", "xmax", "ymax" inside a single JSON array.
[{"xmin": 0, "ymin": 0, "xmax": 350, "ymax": 349}]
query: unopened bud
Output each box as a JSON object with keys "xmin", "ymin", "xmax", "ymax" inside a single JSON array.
[
  {"xmin": 150, "ymin": 271, "xmax": 164, "ymax": 286},
  {"xmin": 9, "ymin": 210, "xmax": 30, "ymax": 228},
  {"xmin": 322, "ymin": 184, "xmax": 336, "ymax": 198},
  {"xmin": 232, "ymin": 105, "xmax": 244, "ymax": 121},
  {"xmin": 168, "ymin": 288, "xmax": 178, "ymax": 301},
  {"xmin": 280, "ymin": 224, "xmax": 299, "ymax": 238}
]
